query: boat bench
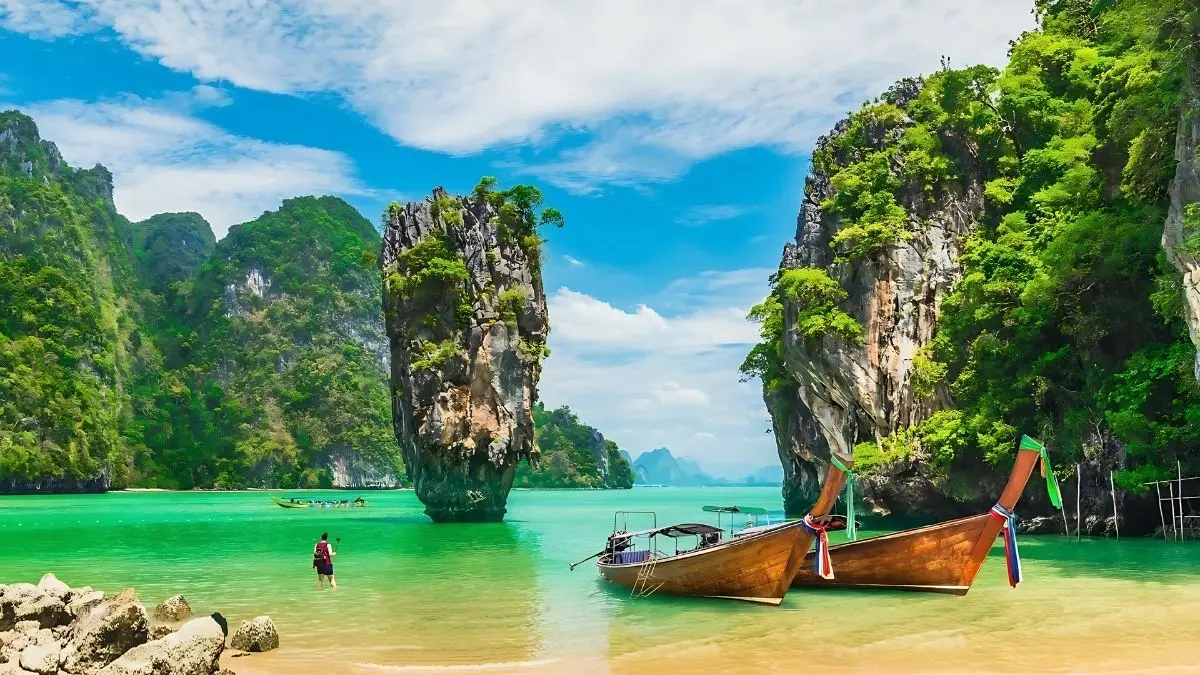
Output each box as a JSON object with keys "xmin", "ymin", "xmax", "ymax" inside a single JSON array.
[{"xmin": 613, "ymin": 550, "xmax": 650, "ymax": 564}]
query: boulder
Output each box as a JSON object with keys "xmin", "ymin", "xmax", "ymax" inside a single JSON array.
[
  {"xmin": 18, "ymin": 644, "xmax": 59, "ymax": 675},
  {"xmin": 0, "ymin": 660, "xmax": 36, "ymax": 675},
  {"xmin": 67, "ymin": 591, "xmax": 104, "ymax": 620},
  {"xmin": 13, "ymin": 597, "xmax": 69, "ymax": 630},
  {"xmin": 34, "ymin": 576, "xmax": 69, "ymax": 601},
  {"xmin": 1, "ymin": 586, "xmax": 37, "ymax": 603},
  {"xmin": 98, "ymin": 617, "xmax": 224, "ymax": 675},
  {"xmin": 0, "ymin": 586, "xmax": 38, "ymax": 632},
  {"xmin": 62, "ymin": 589, "xmax": 148, "ymax": 673},
  {"xmin": 153, "ymin": 596, "xmax": 191, "ymax": 623},
  {"xmin": 228, "ymin": 617, "xmax": 277, "ymax": 653},
  {"xmin": 147, "ymin": 626, "xmax": 172, "ymax": 640}
]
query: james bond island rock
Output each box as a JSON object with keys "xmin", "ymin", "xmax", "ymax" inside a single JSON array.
[
  {"xmin": 748, "ymin": 1, "xmax": 1197, "ymax": 532},
  {"xmin": 382, "ymin": 179, "xmax": 557, "ymax": 522}
]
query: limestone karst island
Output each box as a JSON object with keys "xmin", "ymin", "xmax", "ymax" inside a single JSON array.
[{"xmin": 1, "ymin": 1, "xmax": 1198, "ymax": 673}]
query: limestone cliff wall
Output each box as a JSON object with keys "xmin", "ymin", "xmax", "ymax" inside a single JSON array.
[
  {"xmin": 772, "ymin": 81, "xmax": 985, "ymax": 514},
  {"xmin": 1163, "ymin": 25, "xmax": 1200, "ymax": 382},
  {"xmin": 382, "ymin": 187, "xmax": 549, "ymax": 522}
]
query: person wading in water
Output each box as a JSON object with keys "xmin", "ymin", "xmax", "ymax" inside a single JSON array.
[{"xmin": 314, "ymin": 532, "xmax": 337, "ymax": 590}]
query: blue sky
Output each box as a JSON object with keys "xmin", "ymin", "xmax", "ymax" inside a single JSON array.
[{"xmin": 0, "ymin": 0, "xmax": 1032, "ymax": 476}]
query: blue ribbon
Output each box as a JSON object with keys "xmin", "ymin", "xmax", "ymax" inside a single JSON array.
[{"xmin": 990, "ymin": 504, "xmax": 1022, "ymax": 588}]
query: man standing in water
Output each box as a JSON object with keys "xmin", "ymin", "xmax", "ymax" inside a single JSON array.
[{"xmin": 314, "ymin": 532, "xmax": 336, "ymax": 590}]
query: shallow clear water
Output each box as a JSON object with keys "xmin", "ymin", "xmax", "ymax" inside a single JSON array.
[{"xmin": 5, "ymin": 487, "xmax": 1199, "ymax": 674}]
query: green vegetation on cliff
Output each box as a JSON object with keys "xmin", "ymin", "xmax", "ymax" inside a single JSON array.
[
  {"xmin": 0, "ymin": 112, "xmax": 406, "ymax": 490},
  {"xmin": 516, "ymin": 403, "xmax": 633, "ymax": 488},
  {"xmin": 0, "ymin": 112, "xmax": 139, "ymax": 487},
  {"xmin": 135, "ymin": 196, "xmax": 402, "ymax": 489},
  {"xmin": 753, "ymin": 0, "xmax": 1199, "ymax": 486}
]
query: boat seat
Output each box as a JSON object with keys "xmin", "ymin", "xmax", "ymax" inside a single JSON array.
[{"xmin": 613, "ymin": 550, "xmax": 650, "ymax": 564}]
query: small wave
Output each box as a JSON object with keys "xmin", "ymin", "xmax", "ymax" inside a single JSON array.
[{"xmin": 354, "ymin": 659, "xmax": 558, "ymax": 672}]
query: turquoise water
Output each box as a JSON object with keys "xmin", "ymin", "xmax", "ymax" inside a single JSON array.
[{"xmin": 4, "ymin": 487, "xmax": 1199, "ymax": 674}]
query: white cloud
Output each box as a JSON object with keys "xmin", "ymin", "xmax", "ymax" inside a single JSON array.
[
  {"xmin": 563, "ymin": 255, "xmax": 585, "ymax": 267},
  {"xmin": 677, "ymin": 204, "xmax": 753, "ymax": 227},
  {"xmin": 1, "ymin": 0, "xmax": 1036, "ymax": 189},
  {"xmin": 0, "ymin": 0, "xmax": 90, "ymax": 38},
  {"xmin": 20, "ymin": 93, "xmax": 371, "ymax": 237},
  {"xmin": 540, "ymin": 270, "xmax": 777, "ymax": 466}
]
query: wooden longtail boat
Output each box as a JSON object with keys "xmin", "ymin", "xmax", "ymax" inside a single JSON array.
[
  {"xmin": 791, "ymin": 441, "xmax": 1042, "ymax": 595},
  {"xmin": 270, "ymin": 496, "xmax": 368, "ymax": 509},
  {"xmin": 271, "ymin": 496, "xmax": 310, "ymax": 509},
  {"xmin": 591, "ymin": 451, "xmax": 851, "ymax": 605}
]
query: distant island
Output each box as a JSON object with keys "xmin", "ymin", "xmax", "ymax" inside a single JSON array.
[{"xmin": 629, "ymin": 447, "xmax": 782, "ymax": 487}]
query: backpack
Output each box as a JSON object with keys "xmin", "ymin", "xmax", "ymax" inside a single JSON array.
[{"xmin": 313, "ymin": 541, "xmax": 331, "ymax": 567}]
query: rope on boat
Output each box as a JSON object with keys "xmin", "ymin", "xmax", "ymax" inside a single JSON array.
[
  {"xmin": 989, "ymin": 504, "xmax": 1022, "ymax": 588},
  {"xmin": 801, "ymin": 515, "xmax": 834, "ymax": 579}
]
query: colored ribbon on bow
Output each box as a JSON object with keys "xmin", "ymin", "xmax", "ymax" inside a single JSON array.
[
  {"xmin": 1019, "ymin": 435, "xmax": 1062, "ymax": 509},
  {"xmin": 801, "ymin": 515, "xmax": 834, "ymax": 579},
  {"xmin": 829, "ymin": 454, "xmax": 857, "ymax": 542},
  {"xmin": 989, "ymin": 504, "xmax": 1022, "ymax": 588}
]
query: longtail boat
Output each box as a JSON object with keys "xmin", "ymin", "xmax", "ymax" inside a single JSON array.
[
  {"xmin": 271, "ymin": 496, "xmax": 309, "ymax": 509},
  {"xmin": 582, "ymin": 450, "xmax": 852, "ymax": 605},
  {"xmin": 271, "ymin": 496, "xmax": 368, "ymax": 509},
  {"xmin": 791, "ymin": 435, "xmax": 1055, "ymax": 595}
]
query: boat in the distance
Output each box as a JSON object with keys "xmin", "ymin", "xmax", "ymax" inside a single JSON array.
[
  {"xmin": 791, "ymin": 435, "xmax": 1051, "ymax": 595},
  {"xmin": 582, "ymin": 450, "xmax": 852, "ymax": 605},
  {"xmin": 270, "ymin": 496, "xmax": 368, "ymax": 509}
]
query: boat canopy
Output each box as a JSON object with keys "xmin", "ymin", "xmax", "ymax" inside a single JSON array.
[
  {"xmin": 620, "ymin": 523, "xmax": 723, "ymax": 539},
  {"xmin": 701, "ymin": 505, "xmax": 768, "ymax": 515}
]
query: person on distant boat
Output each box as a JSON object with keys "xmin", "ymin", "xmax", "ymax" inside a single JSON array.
[{"xmin": 313, "ymin": 532, "xmax": 336, "ymax": 589}]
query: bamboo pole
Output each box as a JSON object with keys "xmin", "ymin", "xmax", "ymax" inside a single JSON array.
[
  {"xmin": 1180, "ymin": 461, "xmax": 1186, "ymax": 541},
  {"xmin": 1156, "ymin": 482, "xmax": 1167, "ymax": 541},
  {"xmin": 1168, "ymin": 481, "xmax": 1177, "ymax": 542},
  {"xmin": 1076, "ymin": 463, "xmax": 1083, "ymax": 541},
  {"xmin": 1110, "ymin": 470, "xmax": 1119, "ymax": 540}
]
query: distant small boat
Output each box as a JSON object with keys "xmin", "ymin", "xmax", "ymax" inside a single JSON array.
[
  {"xmin": 583, "ymin": 451, "xmax": 852, "ymax": 605},
  {"xmin": 270, "ymin": 496, "xmax": 368, "ymax": 509},
  {"xmin": 271, "ymin": 496, "xmax": 309, "ymax": 509},
  {"xmin": 791, "ymin": 438, "xmax": 1044, "ymax": 595}
]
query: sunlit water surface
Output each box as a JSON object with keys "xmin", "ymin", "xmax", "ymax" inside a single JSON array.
[{"xmin": 5, "ymin": 487, "xmax": 1198, "ymax": 674}]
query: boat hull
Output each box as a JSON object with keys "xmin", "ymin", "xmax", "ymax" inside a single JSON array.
[
  {"xmin": 271, "ymin": 497, "xmax": 310, "ymax": 509},
  {"xmin": 792, "ymin": 513, "xmax": 991, "ymax": 595},
  {"xmin": 791, "ymin": 445, "xmax": 1041, "ymax": 595},
  {"xmin": 598, "ymin": 520, "xmax": 814, "ymax": 605}
]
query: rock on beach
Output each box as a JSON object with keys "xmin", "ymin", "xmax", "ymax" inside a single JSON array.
[{"xmin": 1, "ymin": 574, "xmax": 276, "ymax": 675}]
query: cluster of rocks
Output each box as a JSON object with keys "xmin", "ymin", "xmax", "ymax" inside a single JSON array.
[{"xmin": 0, "ymin": 575, "xmax": 278, "ymax": 675}]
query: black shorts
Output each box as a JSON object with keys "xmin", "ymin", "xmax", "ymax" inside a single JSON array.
[{"xmin": 316, "ymin": 563, "xmax": 334, "ymax": 576}]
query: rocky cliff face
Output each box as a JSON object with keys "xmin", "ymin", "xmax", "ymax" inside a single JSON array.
[
  {"xmin": 1163, "ymin": 26, "xmax": 1200, "ymax": 382},
  {"xmin": 382, "ymin": 185, "xmax": 550, "ymax": 522},
  {"xmin": 770, "ymin": 80, "xmax": 985, "ymax": 514}
]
